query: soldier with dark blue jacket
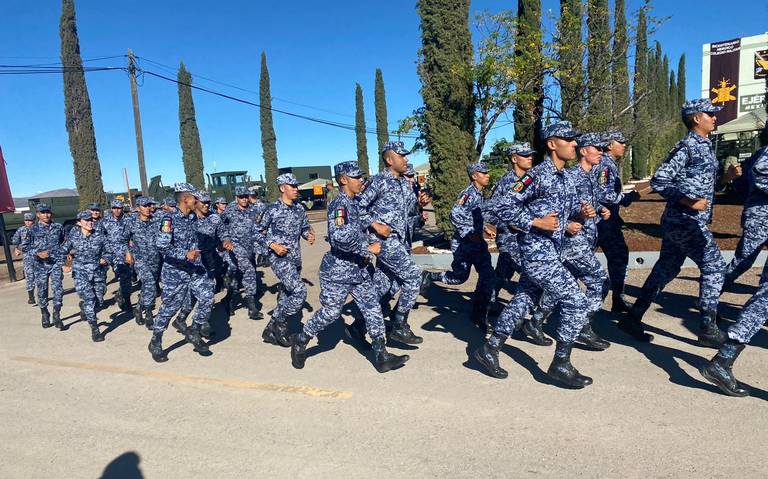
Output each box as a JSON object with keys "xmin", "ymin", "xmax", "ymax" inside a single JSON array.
[
  {"xmin": 258, "ymin": 173, "xmax": 315, "ymax": 347},
  {"xmin": 594, "ymin": 130, "xmax": 640, "ymax": 312},
  {"xmin": 290, "ymin": 161, "xmax": 409, "ymax": 373},
  {"xmin": 474, "ymin": 121, "xmax": 598, "ymax": 389},
  {"xmin": 426, "ymin": 161, "xmax": 496, "ymax": 331},
  {"xmin": 99, "ymin": 199, "xmax": 133, "ymax": 312},
  {"xmin": 124, "ymin": 196, "xmax": 161, "ymax": 329},
  {"xmin": 61, "ymin": 211, "xmax": 109, "ymax": 342},
  {"xmin": 619, "ymin": 99, "xmax": 742, "ymax": 346},
  {"xmin": 148, "ymin": 184, "xmax": 211, "ymax": 362},
  {"xmin": 22, "ymin": 203, "xmax": 66, "ymax": 329},
  {"xmin": 11, "ymin": 213, "xmax": 37, "ymax": 305}
]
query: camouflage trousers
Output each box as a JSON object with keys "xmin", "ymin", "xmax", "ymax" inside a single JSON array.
[
  {"xmin": 153, "ymin": 265, "xmax": 214, "ymax": 332},
  {"xmin": 436, "ymin": 238, "xmax": 495, "ymax": 306},
  {"xmin": 597, "ymin": 218, "xmax": 630, "ymax": 293},
  {"xmin": 537, "ymin": 250, "xmax": 609, "ymax": 319},
  {"xmin": 638, "ymin": 215, "xmax": 725, "ymax": 314},
  {"xmin": 375, "ymin": 236, "xmax": 422, "ymax": 315},
  {"xmin": 111, "ymin": 260, "xmax": 133, "ymax": 303},
  {"xmin": 270, "ymin": 259, "xmax": 306, "ymax": 322},
  {"xmin": 135, "ymin": 259, "xmax": 160, "ymax": 308},
  {"xmin": 231, "ymin": 246, "xmax": 259, "ymax": 296},
  {"xmin": 73, "ymin": 265, "xmax": 99, "ymax": 324},
  {"xmin": 34, "ymin": 259, "xmax": 63, "ymax": 309},
  {"xmin": 22, "ymin": 255, "xmax": 35, "ymax": 292},
  {"xmin": 303, "ymin": 277, "xmax": 385, "ymax": 340},
  {"xmin": 723, "ymin": 216, "xmax": 768, "ymax": 290},
  {"xmin": 727, "ymin": 259, "xmax": 768, "ymax": 343}
]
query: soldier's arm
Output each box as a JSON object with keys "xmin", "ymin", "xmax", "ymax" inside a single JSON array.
[
  {"xmin": 327, "ymin": 206, "xmax": 362, "ymax": 254},
  {"xmin": 256, "ymin": 208, "xmax": 274, "ymax": 249},
  {"xmin": 11, "ymin": 229, "xmax": 22, "ymax": 247},
  {"xmin": 450, "ymin": 191, "xmax": 477, "ymax": 238},
  {"xmin": 155, "ymin": 217, "xmax": 187, "ymax": 260},
  {"xmin": 356, "ymin": 178, "xmax": 379, "ymax": 230},
  {"xmin": 300, "ymin": 210, "xmax": 312, "ymax": 240},
  {"xmin": 493, "ymin": 176, "xmax": 538, "ymax": 233},
  {"xmin": 753, "ymin": 150, "xmax": 768, "ymax": 195}
]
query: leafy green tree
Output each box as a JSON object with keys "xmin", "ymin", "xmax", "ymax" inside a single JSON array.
[
  {"xmin": 513, "ymin": 0, "xmax": 544, "ymax": 146},
  {"xmin": 631, "ymin": 5, "xmax": 650, "ymax": 179},
  {"xmin": 585, "ymin": 0, "xmax": 611, "ymax": 130},
  {"xmin": 556, "ymin": 0, "xmax": 585, "ymax": 127}
]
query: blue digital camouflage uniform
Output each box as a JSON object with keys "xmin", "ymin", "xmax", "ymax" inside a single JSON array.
[
  {"xmin": 124, "ymin": 198, "xmax": 161, "ymax": 309},
  {"xmin": 723, "ymin": 145, "xmax": 768, "ymax": 289},
  {"xmin": 221, "ymin": 187, "xmax": 262, "ymax": 297},
  {"xmin": 303, "ymin": 163, "xmax": 386, "ymax": 340},
  {"xmin": 99, "ymin": 200, "xmax": 132, "ymax": 306},
  {"xmin": 61, "ymin": 215, "xmax": 108, "ymax": 325},
  {"xmin": 22, "ymin": 205, "xmax": 65, "ymax": 310},
  {"xmin": 726, "ymin": 257, "xmax": 768, "ymax": 343},
  {"xmin": 11, "ymin": 214, "xmax": 36, "ymax": 293},
  {"xmin": 636, "ymin": 130, "xmax": 726, "ymax": 315},
  {"xmin": 258, "ymin": 175, "xmax": 313, "ymax": 324}
]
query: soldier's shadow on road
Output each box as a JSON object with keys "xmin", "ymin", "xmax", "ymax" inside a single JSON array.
[
  {"xmin": 100, "ymin": 451, "xmax": 144, "ymax": 479},
  {"xmin": 206, "ymin": 299, "xmax": 233, "ymax": 347}
]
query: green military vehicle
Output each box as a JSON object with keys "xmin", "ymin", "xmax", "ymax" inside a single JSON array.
[
  {"xmin": 206, "ymin": 170, "xmax": 266, "ymax": 203},
  {"xmin": 2, "ymin": 194, "xmax": 80, "ymax": 246}
]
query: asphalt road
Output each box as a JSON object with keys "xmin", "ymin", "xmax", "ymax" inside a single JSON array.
[{"xmin": 1, "ymin": 218, "xmax": 767, "ymax": 478}]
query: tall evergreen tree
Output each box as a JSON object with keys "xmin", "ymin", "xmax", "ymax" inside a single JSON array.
[
  {"xmin": 60, "ymin": 0, "xmax": 106, "ymax": 209},
  {"xmin": 676, "ymin": 54, "xmax": 687, "ymax": 136},
  {"xmin": 260, "ymin": 52, "xmax": 279, "ymax": 202},
  {"xmin": 668, "ymin": 70, "xmax": 678, "ymax": 122},
  {"xmin": 513, "ymin": 0, "xmax": 544, "ymax": 146},
  {"xmin": 611, "ymin": 0, "xmax": 630, "ymax": 130},
  {"xmin": 374, "ymin": 68, "xmax": 390, "ymax": 172},
  {"xmin": 177, "ymin": 63, "xmax": 205, "ymax": 190},
  {"xmin": 354, "ymin": 83, "xmax": 370, "ymax": 174},
  {"xmin": 557, "ymin": 0, "xmax": 585, "ymax": 126},
  {"xmin": 631, "ymin": 5, "xmax": 649, "ymax": 179},
  {"xmin": 585, "ymin": 0, "xmax": 611, "ymax": 130},
  {"xmin": 417, "ymin": 0, "xmax": 476, "ymax": 235}
]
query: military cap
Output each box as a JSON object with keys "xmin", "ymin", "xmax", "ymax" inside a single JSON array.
[
  {"xmin": 276, "ymin": 173, "xmax": 299, "ymax": 186},
  {"xmin": 197, "ymin": 191, "xmax": 211, "ymax": 203},
  {"xmin": 76, "ymin": 210, "xmax": 93, "ymax": 221},
  {"xmin": 381, "ymin": 140, "xmax": 411, "ymax": 156},
  {"xmin": 35, "ymin": 203, "xmax": 51, "ymax": 213},
  {"xmin": 248, "ymin": 190, "xmax": 259, "ymax": 197},
  {"xmin": 87, "ymin": 202, "xmax": 102, "ymax": 211},
  {"xmin": 540, "ymin": 120, "xmax": 579, "ymax": 140},
  {"xmin": 506, "ymin": 142, "xmax": 534, "ymax": 157},
  {"xmin": 604, "ymin": 130, "xmax": 628, "ymax": 144},
  {"xmin": 135, "ymin": 196, "xmax": 155, "ymax": 207},
  {"xmin": 404, "ymin": 163, "xmax": 416, "ymax": 176},
  {"xmin": 234, "ymin": 186, "xmax": 250, "ymax": 196},
  {"xmin": 467, "ymin": 161, "xmax": 490, "ymax": 175},
  {"xmin": 110, "ymin": 199, "xmax": 124, "ymax": 209},
  {"xmin": 681, "ymin": 98, "xmax": 723, "ymax": 117},
  {"xmin": 577, "ymin": 132, "xmax": 609, "ymax": 149},
  {"xmin": 214, "ymin": 196, "xmax": 227, "ymax": 205},
  {"xmin": 163, "ymin": 196, "xmax": 177, "ymax": 207},
  {"xmin": 173, "ymin": 183, "xmax": 197, "ymax": 195},
  {"xmin": 334, "ymin": 161, "xmax": 365, "ymax": 178},
  {"xmin": 23, "ymin": 212, "xmax": 34, "ymax": 221}
]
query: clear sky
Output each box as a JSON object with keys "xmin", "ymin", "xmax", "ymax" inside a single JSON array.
[{"xmin": 1, "ymin": 0, "xmax": 765, "ymax": 197}]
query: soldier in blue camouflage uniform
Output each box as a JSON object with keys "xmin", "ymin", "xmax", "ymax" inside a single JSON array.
[
  {"xmin": 221, "ymin": 186, "xmax": 264, "ymax": 319},
  {"xmin": 425, "ymin": 162, "xmax": 496, "ymax": 331},
  {"xmin": 533, "ymin": 133, "xmax": 613, "ymax": 351},
  {"xmin": 61, "ymin": 211, "xmax": 109, "ymax": 342},
  {"xmin": 290, "ymin": 161, "xmax": 409, "ymax": 372},
  {"xmin": 403, "ymin": 163, "xmax": 425, "ymax": 249},
  {"xmin": 474, "ymin": 121, "xmax": 597, "ymax": 389},
  {"xmin": 358, "ymin": 141, "xmax": 429, "ymax": 346},
  {"xmin": 212, "ymin": 196, "xmax": 231, "ymax": 292},
  {"xmin": 619, "ymin": 99, "xmax": 742, "ymax": 346},
  {"xmin": 11, "ymin": 213, "xmax": 37, "ymax": 305},
  {"xmin": 22, "ymin": 203, "xmax": 65, "ymax": 329},
  {"xmin": 258, "ymin": 173, "xmax": 315, "ymax": 347},
  {"xmin": 721, "ymin": 142, "xmax": 767, "ymax": 291},
  {"xmin": 148, "ymin": 184, "xmax": 211, "ymax": 362},
  {"xmin": 124, "ymin": 196, "xmax": 161, "ymax": 329},
  {"xmin": 99, "ymin": 199, "xmax": 133, "ymax": 312},
  {"xmin": 594, "ymin": 130, "xmax": 641, "ymax": 312},
  {"xmin": 88, "ymin": 203, "xmax": 108, "ymax": 307},
  {"xmin": 485, "ymin": 142, "xmax": 534, "ymax": 313}
]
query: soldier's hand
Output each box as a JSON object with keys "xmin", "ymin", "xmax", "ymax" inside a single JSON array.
[
  {"xmin": 421, "ymin": 211, "xmax": 428, "ymax": 222},
  {"xmin": 418, "ymin": 191, "xmax": 431, "ymax": 207},
  {"xmin": 580, "ymin": 202, "xmax": 596, "ymax": 219},
  {"xmin": 13, "ymin": 248, "xmax": 21, "ymax": 257},
  {"xmin": 681, "ymin": 197, "xmax": 708, "ymax": 211},
  {"xmin": 566, "ymin": 222, "xmax": 583, "ymax": 235},
  {"xmin": 368, "ymin": 242, "xmax": 382, "ymax": 256},
  {"xmin": 307, "ymin": 230, "xmax": 316, "ymax": 245},
  {"xmin": 222, "ymin": 240, "xmax": 234, "ymax": 251},
  {"xmin": 483, "ymin": 225, "xmax": 496, "ymax": 239},
  {"xmin": 62, "ymin": 265, "xmax": 72, "ymax": 274},
  {"xmin": 37, "ymin": 251, "xmax": 49, "ymax": 259},
  {"xmin": 99, "ymin": 258, "xmax": 108, "ymax": 266},
  {"xmin": 270, "ymin": 243, "xmax": 289, "ymax": 256},
  {"xmin": 186, "ymin": 249, "xmax": 201, "ymax": 261},
  {"xmin": 371, "ymin": 222, "xmax": 392, "ymax": 238},
  {"xmin": 532, "ymin": 212, "xmax": 559, "ymax": 232},
  {"xmin": 600, "ymin": 208, "xmax": 611, "ymax": 220},
  {"xmin": 124, "ymin": 252, "xmax": 134, "ymax": 265}
]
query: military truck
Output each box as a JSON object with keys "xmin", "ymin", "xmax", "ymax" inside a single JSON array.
[
  {"xmin": 207, "ymin": 171, "xmax": 266, "ymax": 203},
  {"xmin": 1, "ymin": 194, "xmax": 80, "ymax": 246}
]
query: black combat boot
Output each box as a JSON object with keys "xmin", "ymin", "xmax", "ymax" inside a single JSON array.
[
  {"xmin": 90, "ymin": 323, "xmax": 104, "ymax": 342},
  {"xmin": 344, "ymin": 316, "xmax": 370, "ymax": 349},
  {"xmin": 699, "ymin": 340, "xmax": 749, "ymax": 397},
  {"xmin": 419, "ymin": 270, "xmax": 434, "ymax": 296},
  {"xmin": 144, "ymin": 306, "xmax": 154, "ymax": 330},
  {"xmin": 172, "ymin": 310, "xmax": 189, "ymax": 334},
  {"xmin": 610, "ymin": 290, "xmax": 631, "ymax": 313},
  {"xmin": 185, "ymin": 323, "xmax": 210, "ymax": 354},
  {"xmin": 200, "ymin": 321, "xmax": 212, "ymax": 339},
  {"xmin": 115, "ymin": 290, "xmax": 125, "ymax": 310},
  {"xmin": 469, "ymin": 298, "xmax": 490, "ymax": 333},
  {"xmin": 122, "ymin": 294, "xmax": 133, "ymax": 313},
  {"xmin": 148, "ymin": 332, "xmax": 167, "ymax": 363},
  {"xmin": 388, "ymin": 311, "xmax": 423, "ymax": 345},
  {"xmin": 79, "ymin": 301, "xmax": 86, "ymax": 323},
  {"xmin": 547, "ymin": 342, "xmax": 593, "ymax": 389},
  {"xmin": 290, "ymin": 332, "xmax": 310, "ymax": 369},
  {"xmin": 262, "ymin": 319, "xmax": 290, "ymax": 347},
  {"xmin": 523, "ymin": 310, "xmax": 553, "ymax": 347},
  {"xmin": 274, "ymin": 321, "xmax": 291, "ymax": 347},
  {"xmin": 617, "ymin": 299, "xmax": 653, "ymax": 342},
  {"xmin": 133, "ymin": 306, "xmax": 145, "ymax": 325},
  {"xmin": 245, "ymin": 295, "xmax": 263, "ymax": 320},
  {"xmin": 697, "ymin": 311, "xmax": 727, "ymax": 349},
  {"xmin": 41, "ymin": 307, "xmax": 52, "ymax": 329},
  {"xmin": 577, "ymin": 313, "xmax": 610, "ymax": 350},
  {"xmin": 52, "ymin": 306, "xmax": 63, "ymax": 330},
  {"xmin": 473, "ymin": 334, "xmax": 508, "ymax": 379},
  {"xmin": 371, "ymin": 336, "xmax": 409, "ymax": 373},
  {"xmin": 27, "ymin": 290, "xmax": 36, "ymax": 305}
]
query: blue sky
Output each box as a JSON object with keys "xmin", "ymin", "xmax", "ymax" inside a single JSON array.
[{"xmin": 1, "ymin": 0, "xmax": 765, "ymax": 197}]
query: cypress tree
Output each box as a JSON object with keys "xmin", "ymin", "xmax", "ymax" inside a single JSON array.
[
  {"xmin": 557, "ymin": 0, "xmax": 585, "ymax": 126},
  {"xmin": 585, "ymin": 0, "xmax": 611, "ymax": 130},
  {"xmin": 374, "ymin": 68, "xmax": 390, "ymax": 172},
  {"xmin": 612, "ymin": 0, "xmax": 632, "ymax": 182},
  {"xmin": 668, "ymin": 70, "xmax": 678, "ymax": 122},
  {"xmin": 60, "ymin": 0, "xmax": 106, "ymax": 209},
  {"xmin": 676, "ymin": 54, "xmax": 687, "ymax": 136},
  {"xmin": 417, "ymin": 0, "xmax": 476, "ymax": 236},
  {"xmin": 631, "ymin": 6, "xmax": 649, "ymax": 179},
  {"xmin": 514, "ymin": 0, "xmax": 544, "ymax": 145},
  {"xmin": 354, "ymin": 83, "xmax": 370, "ymax": 174},
  {"xmin": 177, "ymin": 63, "xmax": 205, "ymax": 190},
  {"xmin": 260, "ymin": 52, "xmax": 279, "ymax": 202}
]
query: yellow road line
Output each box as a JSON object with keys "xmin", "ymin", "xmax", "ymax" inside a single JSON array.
[{"xmin": 12, "ymin": 356, "xmax": 352, "ymax": 399}]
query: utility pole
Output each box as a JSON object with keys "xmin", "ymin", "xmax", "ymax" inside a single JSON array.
[{"xmin": 127, "ymin": 49, "xmax": 148, "ymax": 196}]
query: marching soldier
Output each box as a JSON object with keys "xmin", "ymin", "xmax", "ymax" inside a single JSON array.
[
  {"xmin": 11, "ymin": 212, "xmax": 37, "ymax": 305},
  {"xmin": 22, "ymin": 203, "xmax": 65, "ymax": 329},
  {"xmin": 124, "ymin": 196, "xmax": 162, "ymax": 329}
]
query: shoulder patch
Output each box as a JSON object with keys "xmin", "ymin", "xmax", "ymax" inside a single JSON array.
[
  {"xmin": 160, "ymin": 217, "xmax": 172, "ymax": 233},
  {"xmin": 456, "ymin": 193, "xmax": 469, "ymax": 205},
  {"xmin": 512, "ymin": 174, "xmax": 533, "ymax": 193},
  {"xmin": 334, "ymin": 207, "xmax": 347, "ymax": 227},
  {"xmin": 597, "ymin": 169, "xmax": 609, "ymax": 185}
]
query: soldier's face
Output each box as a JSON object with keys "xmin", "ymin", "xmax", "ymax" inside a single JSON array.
[
  {"xmin": 215, "ymin": 203, "xmax": 226, "ymax": 213},
  {"xmin": 236, "ymin": 195, "xmax": 249, "ymax": 208},
  {"xmin": 386, "ymin": 152, "xmax": 408, "ymax": 174},
  {"xmin": 550, "ymin": 137, "xmax": 577, "ymax": 160},
  {"xmin": 580, "ymin": 145, "xmax": 602, "ymax": 165},
  {"xmin": 37, "ymin": 211, "xmax": 51, "ymax": 223},
  {"xmin": 23, "ymin": 219, "xmax": 33, "ymax": 226},
  {"xmin": 472, "ymin": 171, "xmax": 490, "ymax": 187},
  {"xmin": 79, "ymin": 218, "xmax": 94, "ymax": 231},
  {"xmin": 198, "ymin": 201, "xmax": 210, "ymax": 214},
  {"xmin": 608, "ymin": 141, "xmax": 626, "ymax": 158},
  {"xmin": 137, "ymin": 205, "xmax": 152, "ymax": 218},
  {"xmin": 111, "ymin": 207, "xmax": 123, "ymax": 218},
  {"xmin": 512, "ymin": 154, "xmax": 533, "ymax": 171},
  {"xmin": 248, "ymin": 196, "xmax": 258, "ymax": 205},
  {"xmin": 90, "ymin": 210, "xmax": 101, "ymax": 220},
  {"xmin": 696, "ymin": 112, "xmax": 717, "ymax": 134},
  {"xmin": 345, "ymin": 175, "xmax": 364, "ymax": 195},
  {"xmin": 280, "ymin": 184, "xmax": 299, "ymax": 201}
]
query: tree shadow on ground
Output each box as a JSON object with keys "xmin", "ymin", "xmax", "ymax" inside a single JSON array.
[{"xmin": 100, "ymin": 451, "xmax": 144, "ymax": 479}]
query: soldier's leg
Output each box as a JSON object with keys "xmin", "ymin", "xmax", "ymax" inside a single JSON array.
[
  {"xmin": 722, "ymin": 226, "xmax": 767, "ymax": 291},
  {"xmin": 35, "ymin": 262, "xmax": 50, "ymax": 309},
  {"xmin": 598, "ymin": 221, "xmax": 630, "ymax": 305},
  {"xmin": 113, "ymin": 262, "xmax": 133, "ymax": 309},
  {"xmin": 264, "ymin": 260, "xmax": 306, "ymax": 347},
  {"xmin": 377, "ymin": 238, "xmax": 423, "ymax": 344},
  {"xmin": 434, "ymin": 241, "xmax": 472, "ymax": 285},
  {"xmin": 50, "ymin": 262, "xmax": 64, "ymax": 330},
  {"xmin": 153, "ymin": 268, "xmax": 189, "ymax": 333},
  {"xmin": 564, "ymin": 255, "xmax": 611, "ymax": 349},
  {"xmin": 351, "ymin": 280, "xmax": 409, "ymax": 372},
  {"xmin": 97, "ymin": 264, "xmax": 108, "ymax": 305},
  {"xmin": 301, "ymin": 278, "xmax": 348, "ymax": 338},
  {"xmin": 183, "ymin": 273, "xmax": 213, "ymax": 352},
  {"xmin": 686, "ymin": 226, "xmax": 728, "ymax": 348},
  {"xmin": 469, "ymin": 246, "xmax": 496, "ymax": 331},
  {"xmin": 494, "ymin": 251, "xmax": 514, "ymax": 296},
  {"xmin": 236, "ymin": 248, "xmax": 261, "ymax": 319},
  {"xmin": 23, "ymin": 256, "xmax": 35, "ymax": 292}
]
